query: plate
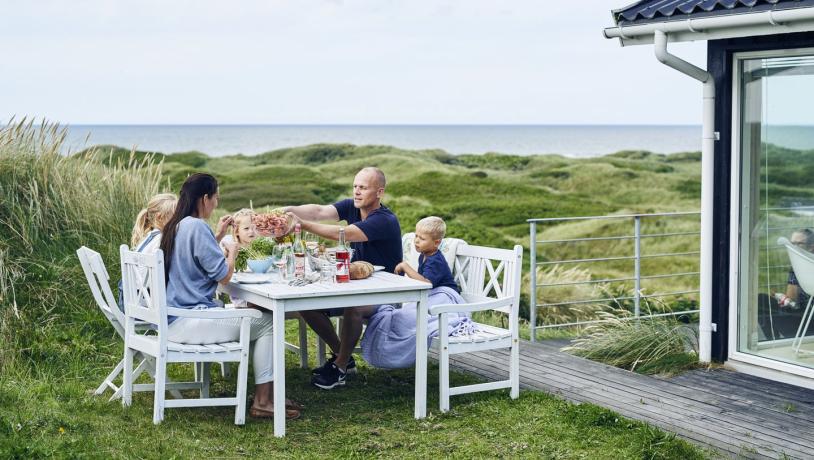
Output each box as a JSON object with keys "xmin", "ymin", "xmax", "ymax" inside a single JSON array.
[
  {"xmin": 233, "ymin": 272, "xmax": 274, "ymax": 284},
  {"xmin": 373, "ymin": 265, "xmax": 385, "ymax": 272}
]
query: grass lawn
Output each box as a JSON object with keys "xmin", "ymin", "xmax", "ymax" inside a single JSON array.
[{"xmin": 1, "ymin": 336, "xmax": 707, "ymax": 459}]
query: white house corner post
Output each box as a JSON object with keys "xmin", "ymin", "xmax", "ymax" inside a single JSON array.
[
  {"xmin": 415, "ymin": 289, "xmax": 430, "ymax": 419},
  {"xmin": 653, "ymin": 29, "xmax": 715, "ymax": 363},
  {"xmin": 272, "ymin": 299, "xmax": 287, "ymax": 437}
]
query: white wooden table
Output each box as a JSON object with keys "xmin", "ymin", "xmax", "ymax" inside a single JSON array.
[{"xmin": 223, "ymin": 271, "xmax": 432, "ymax": 437}]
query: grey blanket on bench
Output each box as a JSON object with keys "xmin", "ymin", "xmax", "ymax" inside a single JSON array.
[{"xmin": 361, "ymin": 286, "xmax": 473, "ymax": 369}]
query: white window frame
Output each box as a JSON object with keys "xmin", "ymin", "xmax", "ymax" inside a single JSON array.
[{"xmin": 728, "ymin": 46, "xmax": 814, "ymax": 383}]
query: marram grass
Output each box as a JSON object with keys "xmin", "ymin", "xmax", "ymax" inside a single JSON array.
[
  {"xmin": 0, "ymin": 118, "xmax": 163, "ymax": 376},
  {"xmin": 564, "ymin": 307, "xmax": 699, "ymax": 376}
]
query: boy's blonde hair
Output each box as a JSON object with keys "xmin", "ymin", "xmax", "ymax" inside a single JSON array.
[
  {"xmin": 231, "ymin": 208, "xmax": 256, "ymax": 244},
  {"xmin": 130, "ymin": 193, "xmax": 177, "ymax": 248},
  {"xmin": 416, "ymin": 216, "xmax": 446, "ymax": 241}
]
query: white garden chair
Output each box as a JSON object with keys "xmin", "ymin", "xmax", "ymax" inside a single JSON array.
[
  {"xmin": 77, "ymin": 246, "xmax": 195, "ymax": 401},
  {"xmin": 779, "ymin": 237, "xmax": 814, "ymax": 357},
  {"xmin": 119, "ymin": 245, "xmax": 259, "ymax": 425},
  {"xmin": 402, "ymin": 233, "xmax": 523, "ymax": 412}
]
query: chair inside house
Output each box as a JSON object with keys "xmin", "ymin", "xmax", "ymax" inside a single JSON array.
[
  {"xmin": 779, "ymin": 237, "xmax": 814, "ymax": 357},
  {"xmin": 401, "ymin": 232, "xmax": 523, "ymax": 412},
  {"xmin": 77, "ymin": 246, "xmax": 197, "ymax": 401},
  {"xmin": 119, "ymin": 245, "xmax": 260, "ymax": 425}
]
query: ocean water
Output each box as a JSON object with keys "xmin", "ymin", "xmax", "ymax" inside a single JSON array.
[{"xmin": 59, "ymin": 124, "xmax": 814, "ymax": 158}]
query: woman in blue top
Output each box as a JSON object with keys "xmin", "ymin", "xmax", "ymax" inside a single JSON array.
[{"xmin": 159, "ymin": 173, "xmax": 300, "ymax": 420}]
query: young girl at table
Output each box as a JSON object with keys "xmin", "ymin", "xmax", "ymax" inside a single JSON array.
[
  {"xmin": 118, "ymin": 193, "xmax": 178, "ymax": 311},
  {"xmin": 219, "ymin": 208, "xmax": 257, "ymax": 309},
  {"xmin": 160, "ymin": 173, "xmax": 301, "ymax": 420},
  {"xmin": 131, "ymin": 193, "xmax": 178, "ymax": 252},
  {"xmin": 220, "ymin": 208, "xmax": 257, "ymax": 249}
]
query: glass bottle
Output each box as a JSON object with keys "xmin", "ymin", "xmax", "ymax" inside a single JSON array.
[
  {"xmin": 335, "ymin": 227, "xmax": 350, "ymax": 283},
  {"xmin": 293, "ymin": 223, "xmax": 306, "ymax": 280}
]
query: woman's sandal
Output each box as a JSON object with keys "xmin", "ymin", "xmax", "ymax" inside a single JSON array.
[
  {"xmin": 249, "ymin": 406, "xmax": 301, "ymax": 420},
  {"xmin": 285, "ymin": 399, "xmax": 303, "ymax": 411}
]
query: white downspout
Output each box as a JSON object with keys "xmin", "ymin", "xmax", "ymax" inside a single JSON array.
[{"xmin": 653, "ymin": 30, "xmax": 715, "ymax": 363}]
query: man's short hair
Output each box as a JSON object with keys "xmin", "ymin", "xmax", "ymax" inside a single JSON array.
[
  {"xmin": 416, "ymin": 216, "xmax": 446, "ymax": 241},
  {"xmin": 360, "ymin": 167, "xmax": 386, "ymax": 189},
  {"xmin": 792, "ymin": 228, "xmax": 814, "ymax": 246}
]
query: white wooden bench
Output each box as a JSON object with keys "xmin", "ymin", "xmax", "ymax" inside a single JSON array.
[{"xmin": 402, "ymin": 233, "xmax": 523, "ymax": 411}]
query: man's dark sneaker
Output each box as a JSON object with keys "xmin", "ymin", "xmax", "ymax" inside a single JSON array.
[
  {"xmin": 311, "ymin": 363, "xmax": 346, "ymax": 390},
  {"xmin": 312, "ymin": 354, "xmax": 356, "ymax": 375}
]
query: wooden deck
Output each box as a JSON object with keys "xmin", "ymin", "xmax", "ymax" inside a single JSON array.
[{"xmin": 443, "ymin": 339, "xmax": 814, "ymax": 459}]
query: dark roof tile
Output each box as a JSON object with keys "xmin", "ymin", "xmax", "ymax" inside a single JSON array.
[{"xmin": 614, "ymin": 0, "xmax": 814, "ymax": 25}]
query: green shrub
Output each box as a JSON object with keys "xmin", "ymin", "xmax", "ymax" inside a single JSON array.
[{"xmin": 165, "ymin": 151, "xmax": 208, "ymax": 168}]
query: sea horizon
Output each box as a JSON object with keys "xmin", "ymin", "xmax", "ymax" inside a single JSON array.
[{"xmin": 56, "ymin": 123, "xmax": 814, "ymax": 158}]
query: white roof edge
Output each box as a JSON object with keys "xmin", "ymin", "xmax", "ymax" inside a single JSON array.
[{"xmin": 604, "ymin": 8, "xmax": 814, "ymax": 46}]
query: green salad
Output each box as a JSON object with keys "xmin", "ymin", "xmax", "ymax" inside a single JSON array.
[{"xmin": 235, "ymin": 237, "xmax": 276, "ymax": 272}]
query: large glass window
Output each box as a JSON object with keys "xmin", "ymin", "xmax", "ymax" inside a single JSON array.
[{"xmin": 738, "ymin": 52, "xmax": 814, "ymax": 370}]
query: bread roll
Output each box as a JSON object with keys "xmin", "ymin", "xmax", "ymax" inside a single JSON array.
[{"xmin": 349, "ymin": 261, "xmax": 374, "ymax": 280}]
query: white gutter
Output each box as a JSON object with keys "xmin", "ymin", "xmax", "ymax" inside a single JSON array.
[
  {"xmin": 605, "ymin": 8, "xmax": 814, "ymax": 46},
  {"xmin": 653, "ymin": 30, "xmax": 714, "ymax": 364}
]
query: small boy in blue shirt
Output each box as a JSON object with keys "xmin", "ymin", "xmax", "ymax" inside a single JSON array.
[{"xmin": 395, "ymin": 216, "xmax": 459, "ymax": 292}]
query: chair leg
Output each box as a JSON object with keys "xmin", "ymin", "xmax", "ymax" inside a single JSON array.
[
  {"xmin": 235, "ymin": 317, "xmax": 251, "ymax": 425},
  {"xmin": 793, "ymin": 297, "xmax": 814, "ymax": 355},
  {"xmin": 122, "ymin": 346, "xmax": 134, "ymax": 407},
  {"xmin": 111, "ymin": 357, "xmax": 149, "ymax": 401},
  {"xmin": 317, "ymin": 338, "xmax": 327, "ymax": 366},
  {"xmin": 220, "ymin": 362, "xmax": 231, "ymax": 379},
  {"xmin": 439, "ymin": 313, "xmax": 450, "ymax": 413},
  {"xmin": 96, "ymin": 359, "xmax": 124, "ymax": 395},
  {"xmin": 510, "ymin": 337, "xmax": 520, "ymax": 400},
  {"xmin": 201, "ymin": 363, "xmax": 211, "ymax": 399},
  {"xmin": 153, "ymin": 355, "xmax": 167, "ymax": 424},
  {"xmin": 298, "ymin": 316, "xmax": 309, "ymax": 369}
]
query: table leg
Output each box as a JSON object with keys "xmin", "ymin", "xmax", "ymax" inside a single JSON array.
[
  {"xmin": 415, "ymin": 289, "xmax": 429, "ymax": 419},
  {"xmin": 273, "ymin": 300, "xmax": 286, "ymax": 437}
]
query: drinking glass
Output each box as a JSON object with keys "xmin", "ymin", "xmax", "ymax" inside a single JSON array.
[
  {"xmin": 304, "ymin": 232, "xmax": 319, "ymax": 254},
  {"xmin": 319, "ymin": 257, "xmax": 335, "ymax": 284},
  {"xmin": 273, "ymin": 245, "xmax": 288, "ymax": 282}
]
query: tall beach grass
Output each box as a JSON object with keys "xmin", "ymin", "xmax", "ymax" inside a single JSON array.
[
  {"xmin": 0, "ymin": 119, "xmax": 163, "ymax": 377},
  {"xmin": 563, "ymin": 307, "xmax": 699, "ymax": 375}
]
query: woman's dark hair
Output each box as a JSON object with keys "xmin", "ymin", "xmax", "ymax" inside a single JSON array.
[{"xmin": 159, "ymin": 173, "xmax": 219, "ymax": 281}]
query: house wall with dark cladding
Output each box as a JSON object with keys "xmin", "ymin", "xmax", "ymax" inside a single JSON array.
[{"xmin": 708, "ymin": 31, "xmax": 814, "ymax": 361}]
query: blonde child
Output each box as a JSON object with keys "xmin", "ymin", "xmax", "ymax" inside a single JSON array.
[
  {"xmin": 220, "ymin": 208, "xmax": 257, "ymax": 309},
  {"xmin": 220, "ymin": 208, "xmax": 257, "ymax": 249},
  {"xmin": 394, "ymin": 216, "xmax": 459, "ymax": 291},
  {"xmin": 130, "ymin": 193, "xmax": 178, "ymax": 252},
  {"xmin": 119, "ymin": 193, "xmax": 178, "ymax": 310}
]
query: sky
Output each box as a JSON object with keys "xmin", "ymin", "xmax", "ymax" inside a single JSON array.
[{"xmin": 0, "ymin": 0, "xmax": 709, "ymax": 125}]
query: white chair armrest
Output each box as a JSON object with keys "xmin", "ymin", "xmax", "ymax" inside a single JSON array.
[
  {"xmin": 167, "ymin": 307, "xmax": 263, "ymax": 320},
  {"xmin": 429, "ymin": 297, "xmax": 513, "ymax": 315}
]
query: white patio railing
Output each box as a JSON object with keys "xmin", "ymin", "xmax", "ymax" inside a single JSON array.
[{"xmin": 528, "ymin": 212, "xmax": 701, "ymax": 342}]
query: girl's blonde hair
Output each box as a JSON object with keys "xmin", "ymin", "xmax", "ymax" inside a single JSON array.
[
  {"xmin": 231, "ymin": 208, "xmax": 256, "ymax": 244},
  {"xmin": 130, "ymin": 193, "xmax": 178, "ymax": 248},
  {"xmin": 416, "ymin": 216, "xmax": 446, "ymax": 241}
]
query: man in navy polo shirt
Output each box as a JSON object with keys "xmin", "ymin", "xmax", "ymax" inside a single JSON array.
[{"xmin": 284, "ymin": 167, "xmax": 402, "ymax": 389}]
